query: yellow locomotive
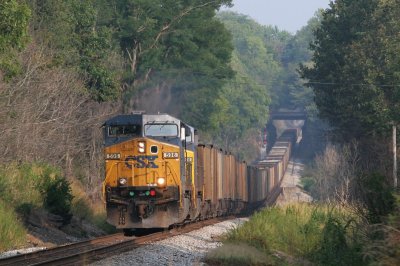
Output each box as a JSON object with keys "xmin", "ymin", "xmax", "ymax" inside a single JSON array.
[{"xmin": 103, "ymin": 113, "xmax": 200, "ymax": 229}]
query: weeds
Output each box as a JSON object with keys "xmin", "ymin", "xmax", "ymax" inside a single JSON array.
[
  {"xmin": 0, "ymin": 201, "xmax": 26, "ymax": 251},
  {"xmin": 69, "ymin": 180, "xmax": 116, "ymax": 234},
  {"xmin": 223, "ymin": 203, "xmax": 366, "ymax": 265},
  {"xmin": 363, "ymin": 193, "xmax": 400, "ymax": 265},
  {"xmin": 361, "ymin": 173, "xmax": 395, "ymax": 224},
  {"xmin": 311, "ymin": 215, "xmax": 364, "ymax": 265},
  {"xmin": 204, "ymin": 243, "xmax": 275, "ymax": 266}
]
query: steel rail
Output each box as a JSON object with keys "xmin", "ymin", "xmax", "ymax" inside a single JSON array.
[{"xmin": 0, "ymin": 217, "xmax": 232, "ymax": 266}]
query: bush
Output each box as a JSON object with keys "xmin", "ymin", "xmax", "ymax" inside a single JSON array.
[
  {"xmin": 363, "ymin": 193, "xmax": 400, "ymax": 264},
  {"xmin": 15, "ymin": 202, "xmax": 33, "ymax": 218},
  {"xmin": 301, "ymin": 176, "xmax": 315, "ymax": 194},
  {"xmin": 361, "ymin": 173, "xmax": 395, "ymax": 224},
  {"xmin": 39, "ymin": 175, "xmax": 73, "ymax": 223},
  {"xmin": 312, "ymin": 215, "xmax": 364, "ymax": 265}
]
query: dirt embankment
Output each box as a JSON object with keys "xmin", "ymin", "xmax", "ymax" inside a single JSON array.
[{"xmin": 25, "ymin": 209, "xmax": 105, "ymax": 247}]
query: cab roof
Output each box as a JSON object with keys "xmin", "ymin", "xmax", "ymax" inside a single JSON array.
[{"xmin": 104, "ymin": 114, "xmax": 142, "ymax": 126}]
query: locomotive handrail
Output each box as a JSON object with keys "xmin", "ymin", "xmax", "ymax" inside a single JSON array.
[
  {"xmin": 165, "ymin": 162, "xmax": 182, "ymax": 207},
  {"xmin": 102, "ymin": 162, "xmax": 122, "ymax": 203},
  {"xmin": 165, "ymin": 162, "xmax": 179, "ymax": 186},
  {"xmin": 131, "ymin": 161, "xmax": 135, "ymax": 185},
  {"xmin": 105, "ymin": 161, "xmax": 118, "ymax": 183}
]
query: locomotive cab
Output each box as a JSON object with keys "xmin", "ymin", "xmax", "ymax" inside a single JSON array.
[{"xmin": 103, "ymin": 113, "xmax": 198, "ymax": 229}]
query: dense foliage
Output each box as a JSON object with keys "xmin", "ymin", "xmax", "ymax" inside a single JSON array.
[
  {"xmin": 28, "ymin": 0, "xmax": 122, "ymax": 101},
  {"xmin": 0, "ymin": 0, "xmax": 30, "ymax": 79},
  {"xmin": 301, "ymin": 0, "xmax": 400, "ymax": 140},
  {"xmin": 300, "ymin": 0, "xmax": 399, "ymax": 210}
]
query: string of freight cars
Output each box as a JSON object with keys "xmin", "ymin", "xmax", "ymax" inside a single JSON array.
[{"xmin": 102, "ymin": 112, "xmax": 299, "ymax": 235}]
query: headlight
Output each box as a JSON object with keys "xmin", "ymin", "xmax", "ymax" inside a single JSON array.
[
  {"xmin": 157, "ymin": 177, "xmax": 166, "ymax": 186},
  {"xmin": 138, "ymin": 142, "xmax": 145, "ymax": 153},
  {"xmin": 119, "ymin": 178, "xmax": 127, "ymax": 185}
]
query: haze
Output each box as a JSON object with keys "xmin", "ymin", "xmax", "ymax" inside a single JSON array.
[{"xmin": 222, "ymin": 0, "xmax": 332, "ymax": 33}]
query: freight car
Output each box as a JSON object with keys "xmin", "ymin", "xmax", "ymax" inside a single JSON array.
[
  {"xmin": 102, "ymin": 113, "xmax": 297, "ymax": 231},
  {"xmin": 247, "ymin": 128, "xmax": 298, "ymax": 206}
]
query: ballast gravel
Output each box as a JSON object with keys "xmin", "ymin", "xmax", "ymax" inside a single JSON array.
[
  {"xmin": 92, "ymin": 218, "xmax": 248, "ymax": 266},
  {"xmin": 0, "ymin": 247, "xmax": 46, "ymax": 259}
]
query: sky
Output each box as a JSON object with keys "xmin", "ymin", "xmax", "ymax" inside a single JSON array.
[{"xmin": 221, "ymin": 0, "xmax": 332, "ymax": 33}]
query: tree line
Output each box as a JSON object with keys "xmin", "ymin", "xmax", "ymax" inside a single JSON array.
[
  {"xmin": 301, "ymin": 0, "xmax": 400, "ymax": 190},
  {"xmin": 300, "ymin": 3, "xmax": 400, "ymax": 262},
  {"xmin": 1, "ymin": 0, "xmax": 319, "ymax": 166}
]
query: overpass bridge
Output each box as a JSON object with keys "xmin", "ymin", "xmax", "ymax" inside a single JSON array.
[
  {"xmin": 260, "ymin": 110, "xmax": 308, "ymax": 159},
  {"xmin": 269, "ymin": 111, "xmax": 307, "ymax": 121}
]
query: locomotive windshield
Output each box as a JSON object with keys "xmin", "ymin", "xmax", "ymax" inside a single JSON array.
[
  {"xmin": 108, "ymin": 125, "xmax": 141, "ymax": 137},
  {"xmin": 144, "ymin": 123, "xmax": 178, "ymax": 137}
]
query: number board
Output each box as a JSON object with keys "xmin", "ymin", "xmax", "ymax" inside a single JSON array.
[
  {"xmin": 106, "ymin": 153, "xmax": 121, "ymax": 160},
  {"xmin": 163, "ymin": 152, "xmax": 179, "ymax": 159}
]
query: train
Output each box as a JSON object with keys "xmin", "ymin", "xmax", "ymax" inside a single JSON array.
[{"xmin": 102, "ymin": 112, "xmax": 298, "ymax": 232}]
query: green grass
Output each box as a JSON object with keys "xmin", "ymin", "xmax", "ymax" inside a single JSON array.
[
  {"xmin": 0, "ymin": 201, "xmax": 26, "ymax": 251},
  {"xmin": 0, "ymin": 163, "xmax": 46, "ymax": 208},
  {"xmin": 204, "ymin": 243, "xmax": 276, "ymax": 266},
  {"xmin": 222, "ymin": 203, "xmax": 365, "ymax": 265}
]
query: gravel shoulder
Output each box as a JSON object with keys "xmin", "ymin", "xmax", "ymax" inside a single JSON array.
[
  {"xmin": 276, "ymin": 159, "xmax": 312, "ymax": 205},
  {"xmin": 91, "ymin": 218, "xmax": 248, "ymax": 266}
]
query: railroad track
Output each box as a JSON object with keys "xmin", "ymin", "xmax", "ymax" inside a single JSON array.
[{"xmin": 0, "ymin": 217, "xmax": 232, "ymax": 266}]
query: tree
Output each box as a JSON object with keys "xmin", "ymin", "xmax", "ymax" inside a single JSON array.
[
  {"xmin": 28, "ymin": 0, "xmax": 121, "ymax": 101},
  {"xmin": 108, "ymin": 0, "xmax": 233, "ymax": 91},
  {"xmin": 301, "ymin": 0, "xmax": 400, "ymax": 188},
  {"xmin": 219, "ymin": 12, "xmax": 282, "ymax": 106},
  {"xmin": 97, "ymin": 0, "xmax": 236, "ymax": 128},
  {"xmin": 356, "ymin": 0, "xmax": 400, "ymax": 125},
  {"xmin": 300, "ymin": 0, "xmax": 394, "ymax": 140},
  {"xmin": 0, "ymin": 0, "xmax": 30, "ymax": 79},
  {"xmin": 281, "ymin": 12, "xmax": 323, "ymax": 113},
  {"xmin": 210, "ymin": 74, "xmax": 270, "ymax": 152},
  {"xmin": 71, "ymin": 0, "xmax": 120, "ymax": 101}
]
